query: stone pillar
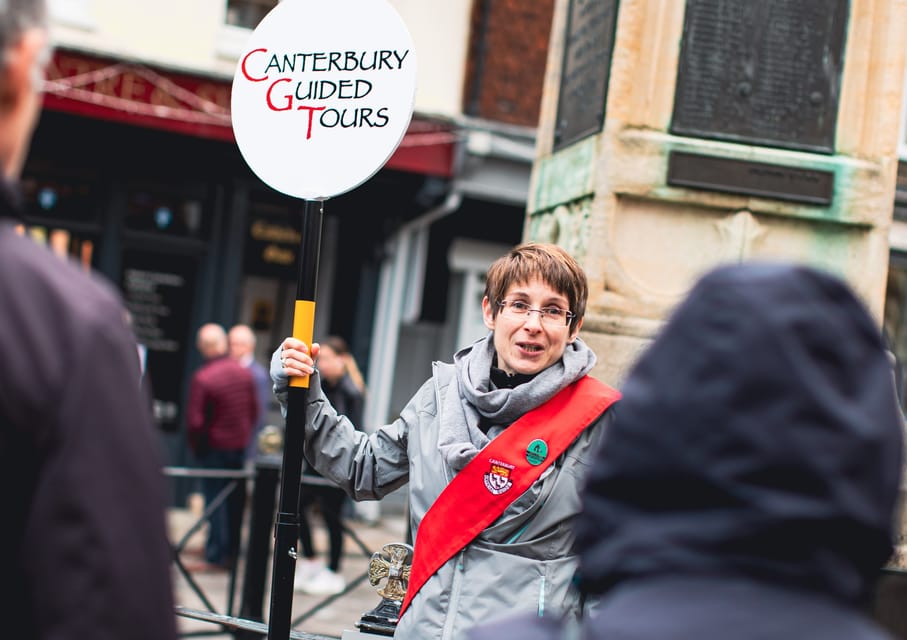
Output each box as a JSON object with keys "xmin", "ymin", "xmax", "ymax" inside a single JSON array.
[{"xmin": 528, "ymin": 0, "xmax": 907, "ymax": 388}]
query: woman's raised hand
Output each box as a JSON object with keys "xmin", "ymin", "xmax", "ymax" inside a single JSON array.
[{"xmin": 279, "ymin": 337, "xmax": 320, "ymax": 377}]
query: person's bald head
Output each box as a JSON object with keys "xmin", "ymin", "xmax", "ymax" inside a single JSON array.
[
  {"xmin": 196, "ymin": 323, "xmax": 228, "ymax": 360},
  {"xmin": 228, "ymin": 324, "xmax": 256, "ymax": 362}
]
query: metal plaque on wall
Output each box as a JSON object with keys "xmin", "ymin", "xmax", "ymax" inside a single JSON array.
[
  {"xmin": 553, "ymin": 0, "xmax": 619, "ymax": 151},
  {"xmin": 667, "ymin": 151, "xmax": 834, "ymax": 205},
  {"xmin": 671, "ymin": 0, "xmax": 849, "ymax": 154}
]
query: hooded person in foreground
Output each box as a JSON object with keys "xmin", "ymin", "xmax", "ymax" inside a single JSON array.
[{"xmin": 470, "ymin": 262, "xmax": 905, "ymax": 640}]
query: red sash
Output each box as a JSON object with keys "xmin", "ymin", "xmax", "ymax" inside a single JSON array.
[{"xmin": 399, "ymin": 375, "xmax": 620, "ymax": 617}]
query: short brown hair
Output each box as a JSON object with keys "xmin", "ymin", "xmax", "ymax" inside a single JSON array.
[
  {"xmin": 320, "ymin": 334, "xmax": 350, "ymax": 356},
  {"xmin": 484, "ymin": 242, "xmax": 588, "ymax": 331}
]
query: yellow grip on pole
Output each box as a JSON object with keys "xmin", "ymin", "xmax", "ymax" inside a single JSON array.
[{"xmin": 290, "ymin": 299, "xmax": 316, "ymax": 389}]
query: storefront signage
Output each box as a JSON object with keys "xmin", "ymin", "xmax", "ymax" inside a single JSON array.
[
  {"xmin": 231, "ymin": 0, "xmax": 417, "ymax": 199},
  {"xmin": 43, "ymin": 48, "xmax": 453, "ymax": 177},
  {"xmin": 44, "ymin": 50, "xmax": 233, "ymax": 141},
  {"xmin": 121, "ymin": 251, "xmax": 198, "ymax": 432},
  {"xmin": 244, "ymin": 215, "xmax": 302, "ymax": 279}
]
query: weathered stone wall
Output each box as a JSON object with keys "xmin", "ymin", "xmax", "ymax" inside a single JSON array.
[
  {"xmin": 529, "ymin": 0, "xmax": 907, "ymax": 571},
  {"xmin": 529, "ymin": 0, "xmax": 907, "ymax": 388}
]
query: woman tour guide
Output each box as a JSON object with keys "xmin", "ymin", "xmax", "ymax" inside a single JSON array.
[{"xmin": 271, "ymin": 242, "xmax": 620, "ymax": 638}]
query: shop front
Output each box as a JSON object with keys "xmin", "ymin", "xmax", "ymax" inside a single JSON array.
[{"xmin": 21, "ymin": 48, "xmax": 458, "ymax": 503}]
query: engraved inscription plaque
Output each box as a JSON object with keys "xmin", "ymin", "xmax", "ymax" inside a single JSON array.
[
  {"xmin": 553, "ymin": 0, "xmax": 619, "ymax": 151},
  {"xmin": 671, "ymin": 0, "xmax": 849, "ymax": 154},
  {"xmin": 667, "ymin": 151, "xmax": 834, "ymax": 205}
]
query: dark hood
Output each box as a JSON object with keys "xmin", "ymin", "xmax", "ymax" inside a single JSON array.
[{"xmin": 575, "ymin": 262, "xmax": 904, "ymax": 605}]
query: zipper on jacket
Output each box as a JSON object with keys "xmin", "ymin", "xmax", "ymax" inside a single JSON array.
[
  {"xmin": 506, "ymin": 522, "xmax": 530, "ymax": 544},
  {"xmin": 505, "ymin": 493, "xmax": 549, "ymax": 544},
  {"xmin": 441, "ymin": 551, "xmax": 466, "ymax": 640},
  {"xmin": 537, "ymin": 575, "xmax": 546, "ymax": 617}
]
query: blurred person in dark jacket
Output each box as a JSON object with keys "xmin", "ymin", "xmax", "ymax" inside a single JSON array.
[
  {"xmin": 470, "ymin": 262, "xmax": 905, "ymax": 640},
  {"xmin": 0, "ymin": 1, "xmax": 177, "ymax": 638},
  {"xmin": 187, "ymin": 322, "xmax": 259, "ymax": 570},
  {"xmin": 228, "ymin": 323, "xmax": 272, "ymax": 462},
  {"xmin": 294, "ymin": 335, "xmax": 365, "ymax": 595}
]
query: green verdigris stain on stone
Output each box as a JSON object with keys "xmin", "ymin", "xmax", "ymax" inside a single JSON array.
[
  {"xmin": 805, "ymin": 223, "xmax": 859, "ymax": 280},
  {"xmin": 825, "ymin": 159, "xmax": 881, "ymax": 227},
  {"xmin": 532, "ymin": 137, "xmax": 597, "ymax": 213},
  {"xmin": 527, "ymin": 196, "xmax": 593, "ymax": 263},
  {"xmin": 791, "ymin": 158, "xmax": 875, "ymax": 227}
]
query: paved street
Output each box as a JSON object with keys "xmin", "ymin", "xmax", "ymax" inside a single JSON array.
[
  {"xmin": 167, "ymin": 485, "xmax": 907, "ymax": 640},
  {"xmin": 169, "ymin": 493, "xmax": 409, "ymax": 639}
]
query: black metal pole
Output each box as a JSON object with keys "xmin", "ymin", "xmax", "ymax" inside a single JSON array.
[
  {"xmin": 236, "ymin": 460, "xmax": 279, "ymax": 640},
  {"xmin": 267, "ymin": 199, "xmax": 323, "ymax": 639}
]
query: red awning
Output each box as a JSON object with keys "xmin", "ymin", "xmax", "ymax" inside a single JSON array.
[{"xmin": 43, "ymin": 49, "xmax": 457, "ymax": 178}]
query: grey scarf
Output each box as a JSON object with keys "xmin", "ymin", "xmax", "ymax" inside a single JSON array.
[{"xmin": 438, "ymin": 332, "xmax": 596, "ymax": 471}]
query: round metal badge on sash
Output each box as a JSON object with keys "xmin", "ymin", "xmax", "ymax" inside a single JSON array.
[{"xmin": 525, "ymin": 439, "xmax": 548, "ymax": 466}]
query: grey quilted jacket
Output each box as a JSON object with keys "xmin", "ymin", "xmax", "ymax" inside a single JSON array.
[{"xmin": 272, "ymin": 354, "xmax": 613, "ymax": 639}]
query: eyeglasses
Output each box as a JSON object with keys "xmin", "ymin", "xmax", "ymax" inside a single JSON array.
[{"xmin": 497, "ymin": 300, "xmax": 575, "ymax": 326}]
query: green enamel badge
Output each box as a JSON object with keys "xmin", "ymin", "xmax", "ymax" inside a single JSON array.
[{"xmin": 526, "ymin": 439, "xmax": 548, "ymax": 466}]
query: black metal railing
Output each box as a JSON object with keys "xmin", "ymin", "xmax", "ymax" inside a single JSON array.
[
  {"xmin": 164, "ymin": 459, "xmax": 378, "ymax": 639},
  {"xmin": 165, "ymin": 465, "xmax": 251, "ymax": 636}
]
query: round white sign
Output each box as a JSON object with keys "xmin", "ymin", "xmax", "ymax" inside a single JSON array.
[{"xmin": 231, "ymin": 0, "xmax": 417, "ymax": 200}]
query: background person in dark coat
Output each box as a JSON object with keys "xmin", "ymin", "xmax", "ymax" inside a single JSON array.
[
  {"xmin": 0, "ymin": 1, "xmax": 178, "ymax": 637},
  {"xmin": 187, "ymin": 322, "xmax": 259, "ymax": 570},
  {"xmin": 228, "ymin": 323, "xmax": 272, "ymax": 462},
  {"xmin": 294, "ymin": 335, "xmax": 365, "ymax": 595},
  {"xmin": 470, "ymin": 262, "xmax": 905, "ymax": 640}
]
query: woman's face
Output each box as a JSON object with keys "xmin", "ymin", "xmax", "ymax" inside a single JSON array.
[
  {"xmin": 316, "ymin": 345, "xmax": 345, "ymax": 383},
  {"xmin": 482, "ymin": 277, "xmax": 582, "ymax": 376}
]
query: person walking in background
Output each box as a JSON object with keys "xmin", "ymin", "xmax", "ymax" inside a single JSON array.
[
  {"xmin": 124, "ymin": 309, "xmax": 154, "ymax": 414},
  {"xmin": 469, "ymin": 262, "xmax": 905, "ymax": 640},
  {"xmin": 273, "ymin": 243, "xmax": 620, "ymax": 637},
  {"xmin": 336, "ymin": 341, "xmax": 381, "ymax": 526},
  {"xmin": 187, "ymin": 322, "xmax": 259, "ymax": 571},
  {"xmin": 228, "ymin": 323, "xmax": 272, "ymax": 462},
  {"xmin": 0, "ymin": 1, "xmax": 178, "ymax": 637},
  {"xmin": 294, "ymin": 335, "xmax": 365, "ymax": 595}
]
